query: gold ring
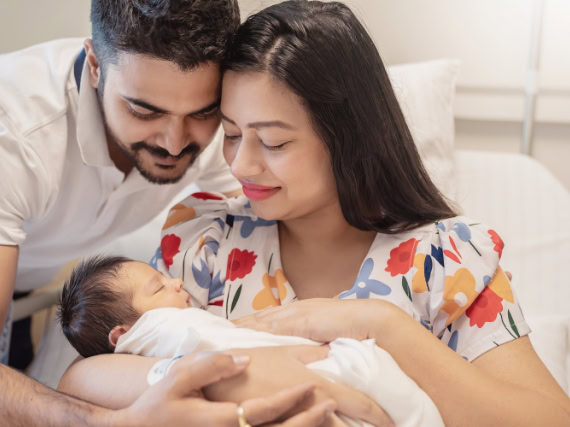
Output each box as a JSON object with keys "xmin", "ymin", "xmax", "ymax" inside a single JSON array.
[{"xmin": 237, "ymin": 406, "xmax": 251, "ymax": 427}]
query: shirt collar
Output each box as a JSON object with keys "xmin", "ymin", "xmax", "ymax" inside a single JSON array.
[{"xmin": 75, "ymin": 56, "xmax": 115, "ymax": 168}]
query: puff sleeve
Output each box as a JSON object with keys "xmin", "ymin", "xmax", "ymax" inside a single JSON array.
[{"xmin": 410, "ymin": 218, "xmax": 531, "ymax": 361}]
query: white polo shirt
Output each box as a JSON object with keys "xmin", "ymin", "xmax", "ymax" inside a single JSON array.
[{"xmin": 0, "ymin": 39, "xmax": 239, "ymax": 292}]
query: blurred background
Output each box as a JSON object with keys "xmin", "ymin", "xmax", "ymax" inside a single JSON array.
[{"xmin": 1, "ymin": 0, "xmax": 569, "ymax": 190}]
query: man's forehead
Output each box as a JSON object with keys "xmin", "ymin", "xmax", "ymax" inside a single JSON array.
[{"xmin": 107, "ymin": 54, "xmax": 221, "ymax": 114}]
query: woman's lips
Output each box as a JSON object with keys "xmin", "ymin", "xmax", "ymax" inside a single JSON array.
[{"xmin": 241, "ymin": 182, "xmax": 280, "ymax": 201}]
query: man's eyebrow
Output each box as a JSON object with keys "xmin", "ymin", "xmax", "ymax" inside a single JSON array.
[
  {"xmin": 123, "ymin": 97, "xmax": 220, "ymax": 116},
  {"xmin": 123, "ymin": 96, "xmax": 168, "ymax": 114},
  {"xmin": 220, "ymin": 112, "xmax": 295, "ymax": 130}
]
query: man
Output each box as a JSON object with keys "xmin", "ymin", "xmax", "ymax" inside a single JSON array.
[
  {"xmin": 0, "ymin": 0, "xmax": 241, "ymax": 367},
  {"xmin": 1, "ymin": 351, "xmax": 337, "ymax": 426}
]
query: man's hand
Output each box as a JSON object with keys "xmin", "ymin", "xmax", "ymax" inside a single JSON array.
[
  {"xmin": 206, "ymin": 346, "xmax": 392, "ymax": 426},
  {"xmin": 115, "ymin": 353, "xmax": 337, "ymax": 427}
]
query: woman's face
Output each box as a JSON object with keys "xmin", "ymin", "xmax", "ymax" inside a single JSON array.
[{"xmin": 221, "ymin": 71, "xmax": 338, "ymax": 221}]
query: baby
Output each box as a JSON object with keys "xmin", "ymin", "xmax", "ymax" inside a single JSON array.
[{"xmin": 59, "ymin": 255, "xmax": 443, "ymax": 427}]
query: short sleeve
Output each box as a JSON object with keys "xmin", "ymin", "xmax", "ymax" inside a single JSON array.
[
  {"xmin": 153, "ymin": 192, "xmax": 229, "ymax": 309},
  {"xmin": 193, "ymin": 130, "xmax": 240, "ymax": 194},
  {"xmin": 0, "ymin": 112, "xmax": 51, "ymax": 246},
  {"xmin": 411, "ymin": 218, "xmax": 531, "ymax": 361}
]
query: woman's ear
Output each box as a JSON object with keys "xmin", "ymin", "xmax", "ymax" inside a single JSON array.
[
  {"xmin": 83, "ymin": 38, "xmax": 102, "ymax": 89},
  {"xmin": 108, "ymin": 324, "xmax": 132, "ymax": 348}
]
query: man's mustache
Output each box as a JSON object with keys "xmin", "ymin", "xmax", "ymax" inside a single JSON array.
[{"xmin": 131, "ymin": 141, "xmax": 201, "ymax": 159}]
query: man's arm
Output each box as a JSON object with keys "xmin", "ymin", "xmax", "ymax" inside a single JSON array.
[
  {"xmin": 3, "ymin": 353, "xmax": 335, "ymax": 427},
  {"xmin": 0, "ymin": 245, "xmax": 18, "ymax": 329}
]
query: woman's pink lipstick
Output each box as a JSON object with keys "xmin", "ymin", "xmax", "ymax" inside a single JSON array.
[{"xmin": 241, "ymin": 182, "xmax": 280, "ymax": 200}]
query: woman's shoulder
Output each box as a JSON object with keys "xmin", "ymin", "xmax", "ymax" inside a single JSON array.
[{"xmin": 382, "ymin": 216, "xmax": 504, "ymax": 257}]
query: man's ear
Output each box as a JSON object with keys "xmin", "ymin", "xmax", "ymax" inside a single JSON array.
[
  {"xmin": 108, "ymin": 324, "xmax": 132, "ymax": 348},
  {"xmin": 83, "ymin": 38, "xmax": 102, "ymax": 89}
]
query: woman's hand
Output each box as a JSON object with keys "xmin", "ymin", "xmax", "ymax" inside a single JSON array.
[
  {"xmin": 234, "ymin": 298, "xmax": 387, "ymax": 343},
  {"xmin": 206, "ymin": 345, "xmax": 393, "ymax": 426},
  {"xmin": 117, "ymin": 352, "xmax": 338, "ymax": 427}
]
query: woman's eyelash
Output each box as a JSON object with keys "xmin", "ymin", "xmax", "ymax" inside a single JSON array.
[{"xmin": 263, "ymin": 141, "xmax": 289, "ymax": 151}]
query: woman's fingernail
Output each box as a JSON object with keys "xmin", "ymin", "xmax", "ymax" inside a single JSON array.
[{"xmin": 232, "ymin": 354, "xmax": 251, "ymax": 368}]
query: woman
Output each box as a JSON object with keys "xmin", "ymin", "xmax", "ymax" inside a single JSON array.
[{"xmin": 62, "ymin": 1, "xmax": 570, "ymax": 425}]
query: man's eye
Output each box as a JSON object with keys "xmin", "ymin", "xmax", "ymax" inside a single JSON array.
[
  {"xmin": 224, "ymin": 134, "xmax": 241, "ymax": 142},
  {"xmin": 194, "ymin": 108, "xmax": 220, "ymax": 120},
  {"xmin": 129, "ymin": 106, "xmax": 161, "ymax": 121}
]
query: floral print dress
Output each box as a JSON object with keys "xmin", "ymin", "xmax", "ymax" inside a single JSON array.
[{"xmin": 153, "ymin": 193, "xmax": 530, "ymax": 362}]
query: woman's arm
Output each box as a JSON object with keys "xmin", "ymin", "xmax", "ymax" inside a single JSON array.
[
  {"xmin": 235, "ymin": 299, "xmax": 570, "ymax": 426},
  {"xmin": 59, "ymin": 345, "xmax": 390, "ymax": 426},
  {"xmin": 370, "ymin": 301, "xmax": 570, "ymax": 426}
]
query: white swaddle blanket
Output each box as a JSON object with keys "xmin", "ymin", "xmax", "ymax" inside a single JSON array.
[{"xmin": 116, "ymin": 307, "xmax": 443, "ymax": 427}]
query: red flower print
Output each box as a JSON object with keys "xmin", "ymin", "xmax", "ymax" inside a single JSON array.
[
  {"xmin": 161, "ymin": 234, "xmax": 181, "ymax": 269},
  {"xmin": 466, "ymin": 286, "xmax": 503, "ymax": 328},
  {"xmin": 226, "ymin": 249, "xmax": 257, "ymax": 281},
  {"xmin": 488, "ymin": 230, "xmax": 504, "ymax": 259},
  {"xmin": 192, "ymin": 192, "xmax": 224, "ymax": 201},
  {"xmin": 385, "ymin": 238, "xmax": 419, "ymax": 276}
]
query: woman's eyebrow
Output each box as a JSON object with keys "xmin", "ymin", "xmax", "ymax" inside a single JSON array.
[{"xmin": 220, "ymin": 112, "xmax": 295, "ymax": 130}]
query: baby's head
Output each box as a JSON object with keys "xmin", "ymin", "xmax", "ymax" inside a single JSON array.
[{"xmin": 58, "ymin": 255, "xmax": 189, "ymax": 358}]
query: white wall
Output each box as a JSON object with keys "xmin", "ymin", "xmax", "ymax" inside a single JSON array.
[
  {"xmin": 0, "ymin": 1, "xmax": 90, "ymax": 53},
  {"xmin": 2, "ymin": 0, "xmax": 569, "ymax": 189}
]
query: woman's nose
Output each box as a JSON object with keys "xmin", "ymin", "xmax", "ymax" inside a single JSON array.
[{"xmin": 230, "ymin": 138, "xmax": 264, "ymax": 179}]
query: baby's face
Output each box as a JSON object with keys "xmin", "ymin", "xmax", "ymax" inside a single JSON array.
[{"xmin": 119, "ymin": 261, "xmax": 190, "ymax": 313}]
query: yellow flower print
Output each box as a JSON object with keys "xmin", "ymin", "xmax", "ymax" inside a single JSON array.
[
  {"xmin": 487, "ymin": 267, "xmax": 514, "ymax": 303},
  {"xmin": 439, "ymin": 268, "xmax": 479, "ymax": 326},
  {"xmin": 412, "ymin": 253, "xmax": 429, "ymax": 293},
  {"xmin": 252, "ymin": 269, "xmax": 288, "ymax": 310},
  {"xmin": 162, "ymin": 204, "xmax": 196, "ymax": 230}
]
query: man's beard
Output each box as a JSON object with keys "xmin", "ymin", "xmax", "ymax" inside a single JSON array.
[
  {"xmin": 97, "ymin": 83, "xmax": 201, "ymax": 185},
  {"xmin": 112, "ymin": 136, "xmax": 201, "ymax": 185}
]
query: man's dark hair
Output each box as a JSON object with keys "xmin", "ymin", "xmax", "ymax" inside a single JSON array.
[
  {"xmin": 91, "ymin": 0, "xmax": 241, "ymax": 72},
  {"xmin": 223, "ymin": 1, "xmax": 457, "ymax": 234},
  {"xmin": 58, "ymin": 255, "xmax": 141, "ymax": 358}
]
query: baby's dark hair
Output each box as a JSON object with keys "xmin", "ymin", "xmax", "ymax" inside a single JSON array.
[{"xmin": 58, "ymin": 255, "xmax": 141, "ymax": 358}]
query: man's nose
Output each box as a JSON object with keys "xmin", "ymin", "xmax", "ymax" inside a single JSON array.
[{"xmin": 163, "ymin": 116, "xmax": 189, "ymax": 156}]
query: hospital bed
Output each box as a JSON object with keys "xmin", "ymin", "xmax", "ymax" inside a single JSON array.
[{"xmin": 14, "ymin": 60, "xmax": 570, "ymax": 397}]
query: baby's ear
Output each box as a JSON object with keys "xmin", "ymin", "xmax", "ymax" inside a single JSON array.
[{"xmin": 108, "ymin": 325, "xmax": 132, "ymax": 348}]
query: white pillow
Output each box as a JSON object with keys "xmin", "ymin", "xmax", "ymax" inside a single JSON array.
[{"xmin": 388, "ymin": 60, "xmax": 460, "ymax": 199}]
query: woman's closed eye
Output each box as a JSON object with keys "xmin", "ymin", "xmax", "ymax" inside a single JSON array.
[{"xmin": 262, "ymin": 141, "xmax": 290, "ymax": 151}]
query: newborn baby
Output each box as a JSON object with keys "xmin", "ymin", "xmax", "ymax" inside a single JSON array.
[{"xmin": 59, "ymin": 255, "xmax": 443, "ymax": 427}]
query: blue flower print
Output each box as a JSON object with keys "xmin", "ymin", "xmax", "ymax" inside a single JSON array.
[
  {"xmin": 451, "ymin": 222, "xmax": 471, "ymax": 241},
  {"xmin": 234, "ymin": 215, "xmax": 276, "ymax": 238},
  {"xmin": 192, "ymin": 259, "xmax": 225, "ymax": 300},
  {"xmin": 431, "ymin": 244, "xmax": 444, "ymax": 267},
  {"xmin": 451, "ymin": 222, "xmax": 482, "ymax": 256},
  {"xmin": 203, "ymin": 239, "xmax": 220, "ymax": 256},
  {"xmin": 149, "ymin": 247, "xmax": 162, "ymax": 269},
  {"xmin": 447, "ymin": 330, "xmax": 459, "ymax": 351},
  {"xmin": 339, "ymin": 258, "xmax": 391, "ymax": 299}
]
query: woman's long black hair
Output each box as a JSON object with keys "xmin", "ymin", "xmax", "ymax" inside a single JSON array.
[{"xmin": 223, "ymin": 0, "xmax": 457, "ymax": 233}]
